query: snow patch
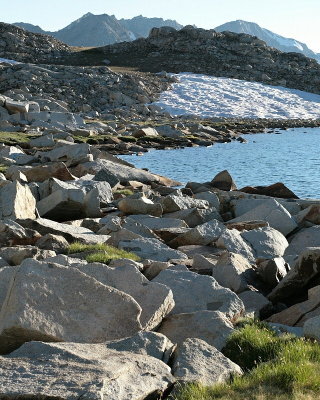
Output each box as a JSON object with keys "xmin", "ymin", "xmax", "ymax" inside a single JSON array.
[{"xmin": 152, "ymin": 73, "xmax": 320, "ymax": 120}]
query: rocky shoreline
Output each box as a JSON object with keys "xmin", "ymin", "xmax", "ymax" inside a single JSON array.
[{"xmin": 0, "ymin": 129, "xmax": 320, "ymax": 397}]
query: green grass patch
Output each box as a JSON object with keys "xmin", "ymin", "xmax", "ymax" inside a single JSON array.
[
  {"xmin": 223, "ymin": 320, "xmax": 294, "ymax": 371},
  {"xmin": 68, "ymin": 242, "xmax": 140, "ymax": 264},
  {"xmin": 173, "ymin": 321, "xmax": 320, "ymax": 400},
  {"xmin": 0, "ymin": 131, "xmax": 36, "ymax": 145},
  {"xmin": 113, "ymin": 189, "xmax": 134, "ymax": 196},
  {"xmin": 0, "ymin": 164, "xmax": 8, "ymax": 173}
]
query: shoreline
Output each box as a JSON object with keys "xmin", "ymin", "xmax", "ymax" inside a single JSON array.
[{"xmin": 83, "ymin": 117, "xmax": 320, "ymax": 156}]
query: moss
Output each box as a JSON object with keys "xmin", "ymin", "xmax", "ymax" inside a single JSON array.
[
  {"xmin": 68, "ymin": 242, "xmax": 140, "ymax": 264},
  {"xmin": 113, "ymin": 189, "xmax": 134, "ymax": 196},
  {"xmin": 0, "ymin": 131, "xmax": 36, "ymax": 145}
]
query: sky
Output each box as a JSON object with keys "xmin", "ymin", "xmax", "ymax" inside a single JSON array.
[{"xmin": 2, "ymin": 0, "xmax": 320, "ymax": 52}]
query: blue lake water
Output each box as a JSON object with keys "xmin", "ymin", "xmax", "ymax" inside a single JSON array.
[{"xmin": 120, "ymin": 127, "xmax": 320, "ymax": 199}]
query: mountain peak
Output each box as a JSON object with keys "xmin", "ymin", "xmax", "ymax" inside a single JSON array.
[{"xmin": 214, "ymin": 20, "xmax": 319, "ymax": 61}]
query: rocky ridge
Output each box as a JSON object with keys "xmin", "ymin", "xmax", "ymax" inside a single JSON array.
[
  {"xmin": 0, "ymin": 22, "xmax": 70, "ymax": 63},
  {"xmin": 91, "ymin": 25, "xmax": 320, "ymax": 94}
]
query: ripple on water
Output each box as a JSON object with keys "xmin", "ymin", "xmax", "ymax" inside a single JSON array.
[{"xmin": 120, "ymin": 127, "xmax": 320, "ymax": 199}]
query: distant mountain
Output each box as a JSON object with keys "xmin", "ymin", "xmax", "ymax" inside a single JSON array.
[
  {"xmin": 120, "ymin": 15, "xmax": 182, "ymax": 38},
  {"xmin": 14, "ymin": 22, "xmax": 47, "ymax": 34},
  {"xmin": 214, "ymin": 20, "xmax": 320, "ymax": 62},
  {"xmin": 13, "ymin": 13, "xmax": 182, "ymax": 47}
]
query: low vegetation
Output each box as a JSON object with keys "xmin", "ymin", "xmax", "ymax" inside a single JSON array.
[
  {"xmin": 0, "ymin": 131, "xmax": 35, "ymax": 145},
  {"xmin": 68, "ymin": 242, "xmax": 140, "ymax": 264},
  {"xmin": 173, "ymin": 321, "xmax": 320, "ymax": 400},
  {"xmin": 113, "ymin": 189, "xmax": 134, "ymax": 196}
]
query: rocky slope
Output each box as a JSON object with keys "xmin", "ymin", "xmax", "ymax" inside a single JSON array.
[
  {"xmin": 14, "ymin": 13, "xmax": 183, "ymax": 47},
  {"xmin": 0, "ymin": 22, "xmax": 70, "ymax": 63},
  {"xmin": 91, "ymin": 25, "xmax": 320, "ymax": 94},
  {"xmin": 215, "ymin": 20, "xmax": 320, "ymax": 62}
]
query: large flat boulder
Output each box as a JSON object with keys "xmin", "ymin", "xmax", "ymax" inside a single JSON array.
[
  {"xmin": 153, "ymin": 269, "xmax": 244, "ymax": 320},
  {"xmin": 0, "ymin": 260, "xmax": 142, "ymax": 354},
  {"xmin": 229, "ymin": 199, "xmax": 297, "ymax": 236},
  {"xmin": 158, "ymin": 310, "xmax": 234, "ymax": 350},
  {"xmin": 172, "ymin": 338, "xmax": 242, "ymax": 385},
  {"xmin": 1, "ymin": 341, "xmax": 175, "ymax": 400},
  {"xmin": 73, "ymin": 263, "xmax": 174, "ymax": 330},
  {"xmin": 72, "ymin": 158, "xmax": 160, "ymax": 185}
]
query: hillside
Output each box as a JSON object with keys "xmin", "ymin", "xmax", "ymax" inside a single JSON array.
[
  {"xmin": 71, "ymin": 25, "xmax": 320, "ymax": 95},
  {"xmin": 215, "ymin": 20, "xmax": 320, "ymax": 61},
  {"xmin": 0, "ymin": 22, "xmax": 70, "ymax": 63}
]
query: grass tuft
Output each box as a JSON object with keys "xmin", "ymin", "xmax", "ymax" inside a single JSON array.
[
  {"xmin": 68, "ymin": 242, "xmax": 140, "ymax": 264},
  {"xmin": 173, "ymin": 321, "xmax": 320, "ymax": 400}
]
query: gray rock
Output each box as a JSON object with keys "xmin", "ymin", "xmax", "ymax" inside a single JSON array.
[
  {"xmin": 241, "ymin": 227, "xmax": 289, "ymax": 259},
  {"xmin": 212, "ymin": 252, "xmax": 254, "ymax": 293},
  {"xmin": 118, "ymin": 196, "xmax": 163, "ymax": 217},
  {"xmin": 17, "ymin": 218, "xmax": 110, "ymax": 244},
  {"xmin": 153, "ymin": 269, "xmax": 244, "ymax": 320},
  {"xmin": 0, "ymin": 181, "xmax": 36, "ymax": 220},
  {"xmin": 285, "ymin": 226, "xmax": 320, "ymax": 257},
  {"xmin": 268, "ymin": 247, "xmax": 320, "ymax": 302},
  {"xmin": 161, "ymin": 193, "xmax": 209, "ymax": 213},
  {"xmin": 158, "ymin": 310, "xmax": 234, "ymax": 350},
  {"xmin": 211, "ymin": 170, "xmax": 237, "ymax": 191},
  {"xmin": 0, "ymin": 260, "xmax": 142, "ymax": 354},
  {"xmin": 35, "ymin": 233, "xmax": 70, "ymax": 252},
  {"xmin": 94, "ymin": 168, "xmax": 120, "ymax": 188},
  {"xmin": 119, "ymin": 237, "xmax": 188, "ymax": 262},
  {"xmin": 303, "ymin": 316, "xmax": 320, "ymax": 342},
  {"xmin": 129, "ymin": 214, "xmax": 188, "ymax": 230},
  {"xmin": 29, "ymin": 134, "xmax": 55, "ymax": 148},
  {"xmin": 73, "ymin": 263, "xmax": 174, "ymax": 330},
  {"xmin": 170, "ymin": 219, "xmax": 226, "ymax": 247},
  {"xmin": 256, "ymin": 257, "xmax": 290, "ymax": 287},
  {"xmin": 238, "ymin": 291, "xmax": 271, "ymax": 317},
  {"xmin": 106, "ymin": 331, "xmax": 174, "ymax": 362},
  {"xmin": 1, "ymin": 341, "xmax": 175, "ymax": 400},
  {"xmin": 229, "ymin": 199, "xmax": 298, "ymax": 236},
  {"xmin": 172, "ymin": 338, "xmax": 242, "ymax": 384},
  {"xmin": 194, "ymin": 191, "xmax": 220, "ymax": 210},
  {"xmin": 0, "ymin": 246, "xmax": 55, "ymax": 266},
  {"xmin": 216, "ymin": 229, "xmax": 256, "ymax": 263}
]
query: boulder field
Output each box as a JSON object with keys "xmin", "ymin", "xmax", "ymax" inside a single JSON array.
[{"xmin": 0, "ymin": 131, "xmax": 320, "ymax": 398}]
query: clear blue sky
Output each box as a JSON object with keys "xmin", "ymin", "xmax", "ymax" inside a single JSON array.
[{"xmin": 3, "ymin": 0, "xmax": 320, "ymax": 51}]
